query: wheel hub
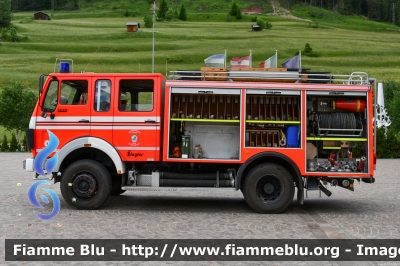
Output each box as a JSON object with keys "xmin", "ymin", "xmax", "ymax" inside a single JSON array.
[
  {"xmin": 72, "ymin": 173, "xmax": 98, "ymax": 198},
  {"xmin": 256, "ymin": 175, "xmax": 284, "ymax": 204},
  {"xmin": 263, "ymin": 183, "xmax": 274, "ymax": 194}
]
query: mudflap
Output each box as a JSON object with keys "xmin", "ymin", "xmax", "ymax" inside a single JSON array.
[{"xmin": 297, "ymin": 177, "xmax": 304, "ymax": 205}]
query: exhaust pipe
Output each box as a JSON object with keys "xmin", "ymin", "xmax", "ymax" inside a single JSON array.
[{"xmin": 318, "ymin": 183, "xmax": 332, "ymax": 197}]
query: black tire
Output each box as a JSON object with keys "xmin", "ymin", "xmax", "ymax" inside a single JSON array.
[
  {"xmin": 111, "ymin": 175, "xmax": 126, "ymax": 196},
  {"xmin": 61, "ymin": 159, "xmax": 112, "ymax": 209},
  {"xmin": 242, "ymin": 163, "xmax": 295, "ymax": 214}
]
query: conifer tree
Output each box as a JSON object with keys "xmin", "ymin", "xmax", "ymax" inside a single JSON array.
[
  {"xmin": 0, "ymin": 0, "xmax": 12, "ymax": 28},
  {"xmin": 9, "ymin": 133, "xmax": 18, "ymax": 152},
  {"xmin": 22, "ymin": 134, "xmax": 27, "ymax": 151},
  {"xmin": 179, "ymin": 4, "xmax": 187, "ymax": 21},
  {"xmin": 229, "ymin": 1, "xmax": 238, "ymax": 16},
  {"xmin": 236, "ymin": 8, "xmax": 242, "ymax": 19},
  {"xmin": 157, "ymin": 0, "xmax": 169, "ymax": 19},
  {"xmin": 1, "ymin": 134, "xmax": 8, "ymax": 152}
]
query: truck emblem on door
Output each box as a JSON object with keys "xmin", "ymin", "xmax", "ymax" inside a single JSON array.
[{"xmin": 129, "ymin": 130, "xmax": 140, "ymax": 146}]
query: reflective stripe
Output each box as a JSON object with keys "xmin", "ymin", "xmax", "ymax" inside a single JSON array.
[
  {"xmin": 114, "ymin": 117, "xmax": 160, "ymax": 123},
  {"xmin": 36, "ymin": 116, "xmax": 90, "ymax": 122},
  {"xmin": 93, "ymin": 126, "xmax": 160, "ymax": 130},
  {"xmin": 36, "ymin": 126, "xmax": 91, "ymax": 130},
  {"xmin": 36, "ymin": 126, "xmax": 160, "ymax": 130},
  {"xmin": 35, "ymin": 116, "xmax": 161, "ymax": 123},
  {"xmin": 116, "ymin": 147, "xmax": 160, "ymax": 150}
]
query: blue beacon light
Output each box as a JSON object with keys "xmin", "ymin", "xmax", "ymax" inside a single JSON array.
[{"xmin": 59, "ymin": 62, "xmax": 70, "ymax": 73}]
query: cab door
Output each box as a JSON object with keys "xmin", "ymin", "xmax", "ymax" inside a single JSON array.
[
  {"xmin": 90, "ymin": 78, "xmax": 114, "ymax": 142},
  {"xmin": 37, "ymin": 77, "xmax": 90, "ymax": 150},
  {"xmin": 112, "ymin": 76, "xmax": 161, "ymax": 162}
]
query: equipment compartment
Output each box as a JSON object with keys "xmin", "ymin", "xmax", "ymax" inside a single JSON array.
[
  {"xmin": 168, "ymin": 89, "xmax": 241, "ymax": 160},
  {"xmin": 306, "ymin": 91, "xmax": 369, "ymax": 173},
  {"xmin": 245, "ymin": 90, "xmax": 301, "ymax": 148},
  {"xmin": 170, "ymin": 91, "xmax": 240, "ymax": 120},
  {"xmin": 186, "ymin": 123, "xmax": 240, "ymax": 159},
  {"xmin": 246, "ymin": 129, "xmax": 283, "ymax": 147},
  {"xmin": 246, "ymin": 95, "xmax": 299, "ymax": 122}
]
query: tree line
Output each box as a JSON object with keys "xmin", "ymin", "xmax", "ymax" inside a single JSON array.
[
  {"xmin": 11, "ymin": 0, "xmax": 79, "ymax": 12},
  {"xmin": 278, "ymin": 0, "xmax": 400, "ymax": 25},
  {"xmin": 6, "ymin": 0, "xmax": 400, "ymax": 26},
  {"xmin": 0, "ymin": 82, "xmax": 37, "ymax": 151}
]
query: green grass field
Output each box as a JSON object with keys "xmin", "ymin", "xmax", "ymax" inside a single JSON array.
[{"xmin": 1, "ymin": 9, "xmax": 400, "ymax": 89}]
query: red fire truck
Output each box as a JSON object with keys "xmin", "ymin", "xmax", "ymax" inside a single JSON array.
[{"xmin": 24, "ymin": 60, "xmax": 376, "ymax": 213}]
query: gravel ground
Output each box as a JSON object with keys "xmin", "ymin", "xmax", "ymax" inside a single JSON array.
[{"xmin": 1, "ymin": 153, "xmax": 399, "ymax": 266}]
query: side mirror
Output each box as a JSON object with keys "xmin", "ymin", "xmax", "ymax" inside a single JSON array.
[
  {"xmin": 41, "ymin": 109, "xmax": 55, "ymax": 119},
  {"xmin": 39, "ymin": 74, "xmax": 45, "ymax": 94}
]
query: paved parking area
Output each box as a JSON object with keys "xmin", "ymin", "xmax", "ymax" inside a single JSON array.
[{"xmin": 1, "ymin": 153, "xmax": 399, "ymax": 265}]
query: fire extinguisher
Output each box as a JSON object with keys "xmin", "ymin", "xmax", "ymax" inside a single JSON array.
[{"xmin": 320, "ymin": 99, "xmax": 366, "ymax": 112}]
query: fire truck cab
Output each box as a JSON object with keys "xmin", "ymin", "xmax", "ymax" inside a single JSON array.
[{"xmin": 24, "ymin": 62, "xmax": 376, "ymax": 214}]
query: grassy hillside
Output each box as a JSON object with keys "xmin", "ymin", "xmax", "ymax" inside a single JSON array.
[
  {"xmin": 67, "ymin": 0, "xmax": 272, "ymax": 14},
  {"xmin": 2, "ymin": 7, "xmax": 400, "ymax": 90}
]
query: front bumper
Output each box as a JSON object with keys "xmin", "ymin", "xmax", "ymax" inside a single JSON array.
[
  {"xmin": 23, "ymin": 158, "xmax": 34, "ymax": 172},
  {"xmin": 23, "ymin": 158, "xmax": 52, "ymax": 180}
]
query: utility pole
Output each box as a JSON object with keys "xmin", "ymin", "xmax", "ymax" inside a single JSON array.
[{"xmin": 152, "ymin": 1, "xmax": 155, "ymax": 73}]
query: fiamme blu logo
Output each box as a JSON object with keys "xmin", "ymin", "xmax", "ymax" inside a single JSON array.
[{"xmin": 28, "ymin": 130, "xmax": 60, "ymax": 220}]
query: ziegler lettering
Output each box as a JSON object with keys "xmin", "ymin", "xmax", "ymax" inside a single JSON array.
[
  {"xmin": 57, "ymin": 109, "xmax": 67, "ymax": 112},
  {"xmin": 127, "ymin": 151, "xmax": 144, "ymax": 157}
]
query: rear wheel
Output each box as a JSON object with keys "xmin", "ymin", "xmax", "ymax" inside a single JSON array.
[
  {"xmin": 242, "ymin": 163, "xmax": 295, "ymax": 214},
  {"xmin": 61, "ymin": 159, "xmax": 112, "ymax": 209}
]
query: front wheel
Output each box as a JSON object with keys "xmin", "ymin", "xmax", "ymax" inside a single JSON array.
[
  {"xmin": 242, "ymin": 163, "xmax": 295, "ymax": 214},
  {"xmin": 61, "ymin": 159, "xmax": 112, "ymax": 209}
]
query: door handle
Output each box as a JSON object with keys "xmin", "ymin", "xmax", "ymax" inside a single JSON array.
[
  {"xmin": 145, "ymin": 120, "xmax": 156, "ymax": 123},
  {"xmin": 79, "ymin": 119, "xmax": 89, "ymax": 123}
]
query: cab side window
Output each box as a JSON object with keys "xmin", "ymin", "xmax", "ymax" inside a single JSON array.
[
  {"xmin": 118, "ymin": 79, "xmax": 154, "ymax": 112},
  {"xmin": 94, "ymin": 80, "xmax": 111, "ymax": 112},
  {"xmin": 60, "ymin": 80, "xmax": 88, "ymax": 105}
]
